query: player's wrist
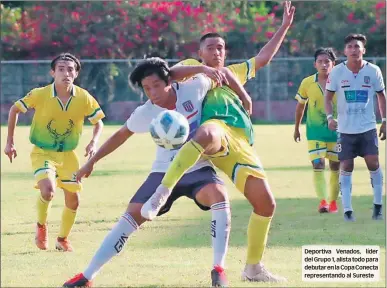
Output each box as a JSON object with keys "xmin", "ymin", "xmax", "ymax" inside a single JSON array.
[
  {"xmin": 382, "ymin": 118, "xmax": 386, "ymax": 123},
  {"xmin": 326, "ymin": 114, "xmax": 333, "ymax": 120}
]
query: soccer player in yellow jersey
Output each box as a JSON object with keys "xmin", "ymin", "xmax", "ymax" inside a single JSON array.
[
  {"xmin": 294, "ymin": 48, "xmax": 340, "ymax": 214},
  {"xmin": 4, "ymin": 53, "xmax": 105, "ymax": 252},
  {"xmin": 142, "ymin": 1, "xmax": 295, "ymax": 282}
]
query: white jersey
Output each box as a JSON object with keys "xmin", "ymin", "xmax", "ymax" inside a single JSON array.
[
  {"xmin": 126, "ymin": 74, "xmax": 214, "ymax": 173},
  {"xmin": 326, "ymin": 61, "xmax": 385, "ymax": 134}
]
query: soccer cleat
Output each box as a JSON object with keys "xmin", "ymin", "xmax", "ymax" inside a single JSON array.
[
  {"xmin": 63, "ymin": 273, "xmax": 92, "ymax": 287},
  {"xmin": 241, "ymin": 263, "xmax": 287, "ymax": 282},
  {"xmin": 35, "ymin": 223, "xmax": 48, "ymax": 250},
  {"xmin": 318, "ymin": 199, "xmax": 329, "ymax": 213},
  {"xmin": 141, "ymin": 184, "xmax": 172, "ymax": 220},
  {"xmin": 329, "ymin": 200, "xmax": 338, "ymax": 213},
  {"xmin": 372, "ymin": 204, "xmax": 383, "ymax": 220},
  {"xmin": 56, "ymin": 237, "xmax": 74, "ymax": 252},
  {"xmin": 211, "ymin": 265, "xmax": 227, "ymax": 287},
  {"xmin": 344, "ymin": 211, "xmax": 355, "ymax": 222}
]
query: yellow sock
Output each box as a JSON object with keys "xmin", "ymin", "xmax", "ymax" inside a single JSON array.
[
  {"xmin": 246, "ymin": 212, "xmax": 272, "ymax": 264},
  {"xmin": 329, "ymin": 170, "xmax": 339, "ymax": 202},
  {"xmin": 313, "ymin": 169, "xmax": 327, "ymax": 200},
  {"xmin": 37, "ymin": 194, "xmax": 52, "ymax": 225},
  {"xmin": 162, "ymin": 140, "xmax": 205, "ymax": 189},
  {"xmin": 58, "ymin": 206, "xmax": 77, "ymax": 238}
]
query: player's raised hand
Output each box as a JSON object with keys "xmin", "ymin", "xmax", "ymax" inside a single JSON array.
[
  {"xmin": 85, "ymin": 140, "xmax": 97, "ymax": 159},
  {"xmin": 294, "ymin": 129, "xmax": 301, "ymax": 142},
  {"xmin": 379, "ymin": 122, "xmax": 386, "ymax": 140},
  {"xmin": 202, "ymin": 66, "xmax": 229, "ymax": 87},
  {"xmin": 76, "ymin": 161, "xmax": 94, "ymax": 182},
  {"xmin": 281, "ymin": 1, "xmax": 296, "ymax": 28},
  {"xmin": 4, "ymin": 142, "xmax": 17, "ymax": 163},
  {"xmin": 327, "ymin": 118, "xmax": 338, "ymax": 131}
]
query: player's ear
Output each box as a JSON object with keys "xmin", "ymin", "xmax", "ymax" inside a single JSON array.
[
  {"xmin": 313, "ymin": 62, "xmax": 317, "ymax": 69},
  {"xmin": 74, "ymin": 71, "xmax": 79, "ymax": 79},
  {"xmin": 198, "ymin": 48, "xmax": 202, "ymax": 59},
  {"xmin": 49, "ymin": 69, "xmax": 55, "ymax": 78}
]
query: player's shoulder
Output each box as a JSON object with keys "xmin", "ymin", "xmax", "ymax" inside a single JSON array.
[
  {"xmin": 332, "ymin": 62, "xmax": 346, "ymax": 72},
  {"xmin": 73, "ymin": 85, "xmax": 92, "ymax": 98},
  {"xmin": 177, "ymin": 58, "xmax": 202, "ymax": 66},
  {"xmin": 300, "ymin": 74, "xmax": 316, "ymax": 86},
  {"xmin": 364, "ymin": 61, "xmax": 381, "ymax": 73},
  {"xmin": 30, "ymin": 84, "xmax": 51, "ymax": 96}
]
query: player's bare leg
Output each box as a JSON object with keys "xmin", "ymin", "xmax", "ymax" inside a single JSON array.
[
  {"xmin": 328, "ymin": 160, "xmax": 340, "ymax": 213},
  {"xmin": 364, "ymin": 155, "xmax": 383, "ymax": 220},
  {"xmin": 311, "ymin": 158, "xmax": 329, "ymax": 213},
  {"xmin": 241, "ymin": 176, "xmax": 286, "ymax": 282},
  {"xmin": 56, "ymin": 190, "xmax": 79, "ymax": 252},
  {"xmin": 36, "ymin": 178, "xmax": 55, "ymax": 250},
  {"xmin": 340, "ymin": 159, "xmax": 355, "ymax": 221}
]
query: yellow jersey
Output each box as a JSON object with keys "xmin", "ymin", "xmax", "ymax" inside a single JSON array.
[
  {"xmin": 295, "ymin": 73, "xmax": 337, "ymax": 142},
  {"xmin": 15, "ymin": 83, "xmax": 105, "ymax": 152}
]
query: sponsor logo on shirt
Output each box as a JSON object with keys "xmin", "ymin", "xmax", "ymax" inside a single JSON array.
[{"xmin": 344, "ymin": 90, "xmax": 368, "ymax": 103}]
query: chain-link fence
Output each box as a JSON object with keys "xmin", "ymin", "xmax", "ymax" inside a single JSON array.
[{"xmin": 1, "ymin": 57, "xmax": 385, "ymax": 122}]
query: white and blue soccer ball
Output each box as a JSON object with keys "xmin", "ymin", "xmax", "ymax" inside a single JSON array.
[{"xmin": 149, "ymin": 110, "xmax": 190, "ymax": 150}]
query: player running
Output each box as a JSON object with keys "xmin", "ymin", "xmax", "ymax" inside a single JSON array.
[
  {"xmin": 294, "ymin": 47, "xmax": 340, "ymax": 213},
  {"xmin": 4, "ymin": 53, "xmax": 105, "ymax": 252},
  {"xmin": 142, "ymin": 1, "xmax": 295, "ymax": 283},
  {"xmin": 63, "ymin": 57, "xmax": 251, "ymax": 287},
  {"xmin": 325, "ymin": 33, "xmax": 386, "ymax": 222}
]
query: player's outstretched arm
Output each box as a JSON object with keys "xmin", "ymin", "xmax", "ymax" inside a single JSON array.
[
  {"xmin": 294, "ymin": 102, "xmax": 306, "ymax": 142},
  {"xmin": 76, "ymin": 125, "xmax": 133, "ymax": 181},
  {"xmin": 220, "ymin": 67, "xmax": 253, "ymax": 115},
  {"xmin": 4, "ymin": 105, "xmax": 22, "ymax": 163},
  {"xmin": 376, "ymin": 91, "xmax": 386, "ymax": 140},
  {"xmin": 85, "ymin": 120, "xmax": 104, "ymax": 159},
  {"xmin": 324, "ymin": 90, "xmax": 337, "ymax": 131},
  {"xmin": 254, "ymin": 1, "xmax": 295, "ymax": 71}
]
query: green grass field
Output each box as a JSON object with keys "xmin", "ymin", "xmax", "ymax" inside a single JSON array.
[{"xmin": 1, "ymin": 125, "xmax": 385, "ymax": 287}]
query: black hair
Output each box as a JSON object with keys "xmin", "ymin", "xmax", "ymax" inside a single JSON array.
[
  {"xmin": 129, "ymin": 57, "xmax": 170, "ymax": 88},
  {"xmin": 199, "ymin": 33, "xmax": 224, "ymax": 45},
  {"xmin": 314, "ymin": 47, "xmax": 338, "ymax": 62},
  {"xmin": 344, "ymin": 33, "xmax": 367, "ymax": 46},
  {"xmin": 51, "ymin": 53, "xmax": 81, "ymax": 72}
]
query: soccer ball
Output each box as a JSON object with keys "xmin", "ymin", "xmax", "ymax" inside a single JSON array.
[{"xmin": 149, "ymin": 110, "xmax": 190, "ymax": 150}]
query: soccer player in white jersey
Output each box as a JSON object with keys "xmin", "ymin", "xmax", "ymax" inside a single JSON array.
[
  {"xmin": 63, "ymin": 57, "xmax": 252, "ymax": 288},
  {"xmin": 325, "ymin": 33, "xmax": 386, "ymax": 222}
]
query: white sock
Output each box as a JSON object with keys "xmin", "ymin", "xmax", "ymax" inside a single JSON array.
[
  {"xmin": 370, "ymin": 168, "xmax": 383, "ymax": 205},
  {"xmin": 340, "ymin": 170, "xmax": 353, "ymax": 213},
  {"xmin": 83, "ymin": 213, "xmax": 138, "ymax": 280},
  {"xmin": 211, "ymin": 201, "xmax": 231, "ymax": 268}
]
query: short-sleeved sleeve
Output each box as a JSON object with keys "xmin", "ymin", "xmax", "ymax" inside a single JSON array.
[
  {"xmin": 85, "ymin": 93, "xmax": 105, "ymax": 124},
  {"xmin": 374, "ymin": 66, "xmax": 385, "ymax": 93},
  {"xmin": 326, "ymin": 67, "xmax": 339, "ymax": 92},
  {"xmin": 14, "ymin": 89, "xmax": 40, "ymax": 113},
  {"xmin": 126, "ymin": 102, "xmax": 156, "ymax": 133},
  {"xmin": 226, "ymin": 57, "xmax": 256, "ymax": 85},
  {"xmin": 295, "ymin": 78, "xmax": 309, "ymax": 104}
]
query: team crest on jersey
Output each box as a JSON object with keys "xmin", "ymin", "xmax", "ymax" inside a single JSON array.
[
  {"xmin": 182, "ymin": 100, "xmax": 194, "ymax": 112},
  {"xmin": 364, "ymin": 76, "xmax": 370, "ymax": 84}
]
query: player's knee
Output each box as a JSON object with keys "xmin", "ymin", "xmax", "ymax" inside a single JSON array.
[
  {"xmin": 126, "ymin": 203, "xmax": 146, "ymax": 226},
  {"xmin": 40, "ymin": 183, "xmax": 55, "ymax": 201},
  {"xmin": 312, "ymin": 158, "xmax": 325, "ymax": 169},
  {"xmin": 329, "ymin": 160, "xmax": 340, "ymax": 171},
  {"xmin": 340, "ymin": 160, "xmax": 354, "ymax": 172},
  {"xmin": 193, "ymin": 125, "xmax": 221, "ymax": 153},
  {"xmin": 196, "ymin": 183, "xmax": 228, "ymax": 207},
  {"xmin": 364, "ymin": 156, "xmax": 379, "ymax": 171}
]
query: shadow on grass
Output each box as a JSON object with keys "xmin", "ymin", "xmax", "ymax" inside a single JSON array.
[{"xmin": 151, "ymin": 195, "xmax": 385, "ymax": 249}]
